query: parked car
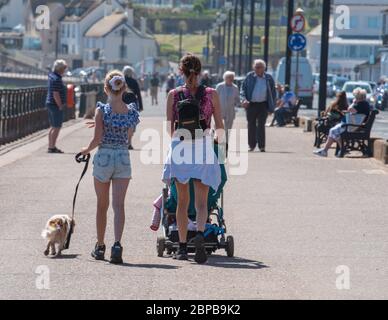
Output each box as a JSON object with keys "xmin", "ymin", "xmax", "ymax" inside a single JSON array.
[
  {"xmin": 333, "ymin": 76, "xmax": 348, "ymax": 94},
  {"xmin": 342, "ymin": 81, "xmax": 373, "ymax": 105},
  {"xmin": 275, "ymin": 57, "xmax": 314, "ymax": 109}
]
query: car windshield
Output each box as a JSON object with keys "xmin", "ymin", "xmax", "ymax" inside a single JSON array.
[{"xmin": 343, "ymin": 84, "xmax": 371, "ymax": 94}]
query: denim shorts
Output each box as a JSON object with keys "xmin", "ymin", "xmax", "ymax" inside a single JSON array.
[
  {"xmin": 93, "ymin": 145, "xmax": 132, "ymax": 183},
  {"xmin": 46, "ymin": 103, "xmax": 64, "ymax": 128}
]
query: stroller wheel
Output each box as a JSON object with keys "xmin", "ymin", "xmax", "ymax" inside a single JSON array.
[
  {"xmin": 157, "ymin": 237, "xmax": 165, "ymax": 257},
  {"xmin": 226, "ymin": 236, "xmax": 234, "ymax": 258}
]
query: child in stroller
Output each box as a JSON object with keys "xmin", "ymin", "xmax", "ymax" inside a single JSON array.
[{"xmin": 151, "ymin": 153, "xmax": 234, "ymax": 258}]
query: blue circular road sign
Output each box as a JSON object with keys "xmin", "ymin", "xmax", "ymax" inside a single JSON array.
[{"xmin": 288, "ymin": 33, "xmax": 307, "ymax": 52}]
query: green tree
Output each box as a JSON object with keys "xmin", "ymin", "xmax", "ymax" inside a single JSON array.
[{"xmin": 193, "ymin": 2, "xmax": 204, "ymax": 15}]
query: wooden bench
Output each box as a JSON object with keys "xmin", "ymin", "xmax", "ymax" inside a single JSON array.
[{"xmin": 336, "ymin": 110, "xmax": 379, "ymax": 158}]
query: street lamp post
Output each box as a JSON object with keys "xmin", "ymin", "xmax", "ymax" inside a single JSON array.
[
  {"xmin": 245, "ymin": 34, "xmax": 249, "ymax": 74},
  {"xmin": 285, "ymin": 0, "xmax": 294, "ymax": 87},
  {"xmin": 248, "ymin": 0, "xmax": 255, "ymax": 69},
  {"xmin": 217, "ymin": 21, "xmax": 222, "ymax": 75},
  {"xmin": 238, "ymin": 0, "xmax": 245, "ymax": 76},
  {"xmin": 318, "ymin": 0, "xmax": 331, "ymax": 116},
  {"xmin": 227, "ymin": 8, "xmax": 232, "ymax": 70},
  {"xmin": 263, "ymin": 0, "xmax": 271, "ymax": 68},
  {"xmin": 232, "ymin": 0, "xmax": 238, "ymax": 70}
]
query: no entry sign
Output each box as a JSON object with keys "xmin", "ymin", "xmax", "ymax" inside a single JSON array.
[{"xmin": 290, "ymin": 14, "xmax": 305, "ymax": 33}]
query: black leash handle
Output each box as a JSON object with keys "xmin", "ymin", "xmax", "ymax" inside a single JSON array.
[{"xmin": 64, "ymin": 153, "xmax": 90, "ymax": 250}]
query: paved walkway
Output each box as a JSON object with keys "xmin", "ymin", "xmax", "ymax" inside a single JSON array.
[{"xmin": 0, "ymin": 95, "xmax": 387, "ymax": 299}]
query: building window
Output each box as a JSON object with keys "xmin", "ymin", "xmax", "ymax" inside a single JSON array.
[
  {"xmin": 348, "ymin": 45, "xmax": 358, "ymax": 58},
  {"xmin": 350, "ymin": 16, "xmax": 358, "ymax": 29},
  {"xmin": 367, "ymin": 17, "xmax": 381, "ymax": 29},
  {"xmin": 330, "ymin": 45, "xmax": 344, "ymax": 58},
  {"xmin": 359, "ymin": 45, "xmax": 371, "ymax": 58}
]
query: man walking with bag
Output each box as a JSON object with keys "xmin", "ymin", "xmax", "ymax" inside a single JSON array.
[{"xmin": 240, "ymin": 59, "xmax": 276, "ymax": 152}]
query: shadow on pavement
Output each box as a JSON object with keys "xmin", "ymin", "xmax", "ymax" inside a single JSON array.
[
  {"xmin": 203, "ymin": 256, "xmax": 269, "ymax": 269},
  {"xmin": 51, "ymin": 254, "xmax": 80, "ymax": 259},
  {"xmin": 263, "ymin": 151, "xmax": 295, "ymax": 154},
  {"xmin": 117, "ymin": 263, "xmax": 180, "ymax": 270}
]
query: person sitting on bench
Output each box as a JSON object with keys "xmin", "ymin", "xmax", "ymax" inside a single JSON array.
[
  {"xmin": 313, "ymin": 88, "xmax": 371, "ymax": 157},
  {"xmin": 273, "ymin": 85, "xmax": 298, "ymax": 127}
]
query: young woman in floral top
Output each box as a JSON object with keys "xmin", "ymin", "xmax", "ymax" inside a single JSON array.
[{"xmin": 81, "ymin": 70, "xmax": 140, "ymax": 264}]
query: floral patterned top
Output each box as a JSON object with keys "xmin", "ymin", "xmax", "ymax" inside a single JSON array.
[
  {"xmin": 97, "ymin": 102, "xmax": 140, "ymax": 146},
  {"xmin": 172, "ymin": 86, "xmax": 215, "ymax": 129}
]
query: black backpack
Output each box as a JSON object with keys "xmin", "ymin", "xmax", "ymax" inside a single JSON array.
[{"xmin": 176, "ymin": 85, "xmax": 206, "ymax": 140}]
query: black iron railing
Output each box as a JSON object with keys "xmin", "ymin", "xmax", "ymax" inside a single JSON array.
[
  {"xmin": 0, "ymin": 87, "xmax": 75, "ymax": 146},
  {"xmin": 0, "ymin": 83, "xmax": 106, "ymax": 146}
]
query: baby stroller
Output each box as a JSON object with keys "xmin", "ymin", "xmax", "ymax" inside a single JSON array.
[{"xmin": 156, "ymin": 145, "xmax": 234, "ymax": 258}]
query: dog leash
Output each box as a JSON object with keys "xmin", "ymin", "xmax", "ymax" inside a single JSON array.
[{"xmin": 64, "ymin": 152, "xmax": 91, "ymax": 250}]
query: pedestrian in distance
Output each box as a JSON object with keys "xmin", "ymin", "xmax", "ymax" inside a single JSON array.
[
  {"xmin": 123, "ymin": 66, "xmax": 143, "ymax": 150},
  {"xmin": 200, "ymin": 70, "xmax": 212, "ymax": 87},
  {"xmin": 240, "ymin": 59, "xmax": 276, "ymax": 152},
  {"xmin": 216, "ymin": 71, "xmax": 240, "ymax": 142},
  {"xmin": 166, "ymin": 73, "xmax": 176, "ymax": 97},
  {"xmin": 143, "ymin": 73, "xmax": 151, "ymax": 97},
  {"xmin": 150, "ymin": 73, "xmax": 160, "ymax": 106},
  {"xmin": 46, "ymin": 59, "xmax": 68, "ymax": 154},
  {"xmin": 80, "ymin": 70, "xmax": 140, "ymax": 264}
]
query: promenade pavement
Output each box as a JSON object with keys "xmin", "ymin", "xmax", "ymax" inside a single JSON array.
[{"xmin": 0, "ymin": 94, "xmax": 387, "ymax": 300}]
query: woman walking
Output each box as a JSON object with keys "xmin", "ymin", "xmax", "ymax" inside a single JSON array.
[
  {"xmin": 46, "ymin": 59, "xmax": 68, "ymax": 154},
  {"xmin": 80, "ymin": 70, "xmax": 140, "ymax": 264},
  {"xmin": 163, "ymin": 54, "xmax": 224, "ymax": 264},
  {"xmin": 216, "ymin": 71, "xmax": 240, "ymax": 142}
]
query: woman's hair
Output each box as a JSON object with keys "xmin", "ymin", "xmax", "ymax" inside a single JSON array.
[
  {"xmin": 353, "ymin": 88, "xmax": 367, "ymax": 101},
  {"xmin": 122, "ymin": 66, "xmax": 135, "ymax": 78},
  {"xmin": 223, "ymin": 71, "xmax": 235, "ymax": 80},
  {"xmin": 53, "ymin": 59, "xmax": 67, "ymax": 73},
  {"xmin": 328, "ymin": 90, "xmax": 348, "ymax": 113},
  {"xmin": 180, "ymin": 53, "xmax": 202, "ymax": 87},
  {"xmin": 104, "ymin": 70, "xmax": 126, "ymax": 96}
]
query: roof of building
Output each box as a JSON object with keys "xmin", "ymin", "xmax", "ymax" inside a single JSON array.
[
  {"xmin": 84, "ymin": 11, "xmax": 153, "ymax": 39},
  {"xmin": 307, "ymin": 18, "xmax": 334, "ymax": 37},
  {"xmin": 62, "ymin": 0, "xmax": 104, "ymax": 22}
]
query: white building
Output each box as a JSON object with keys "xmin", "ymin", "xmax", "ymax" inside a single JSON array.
[
  {"xmin": 0, "ymin": 0, "xmax": 29, "ymax": 30},
  {"xmin": 59, "ymin": 0, "xmax": 125, "ymax": 68},
  {"xmin": 333, "ymin": 0, "xmax": 388, "ymax": 39},
  {"xmin": 307, "ymin": 0, "xmax": 388, "ymax": 79},
  {"xmin": 83, "ymin": 10, "xmax": 157, "ymax": 69}
]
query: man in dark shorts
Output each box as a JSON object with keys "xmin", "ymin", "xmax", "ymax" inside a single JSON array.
[{"xmin": 46, "ymin": 59, "xmax": 67, "ymax": 154}]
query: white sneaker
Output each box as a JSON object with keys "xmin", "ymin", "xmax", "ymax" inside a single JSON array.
[{"xmin": 313, "ymin": 149, "xmax": 328, "ymax": 157}]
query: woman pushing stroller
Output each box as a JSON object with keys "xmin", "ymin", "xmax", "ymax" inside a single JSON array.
[{"xmin": 162, "ymin": 53, "xmax": 225, "ymax": 264}]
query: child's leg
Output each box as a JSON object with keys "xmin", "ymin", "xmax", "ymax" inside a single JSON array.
[
  {"xmin": 112, "ymin": 179, "xmax": 130, "ymax": 243},
  {"xmin": 94, "ymin": 178, "xmax": 111, "ymax": 245}
]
